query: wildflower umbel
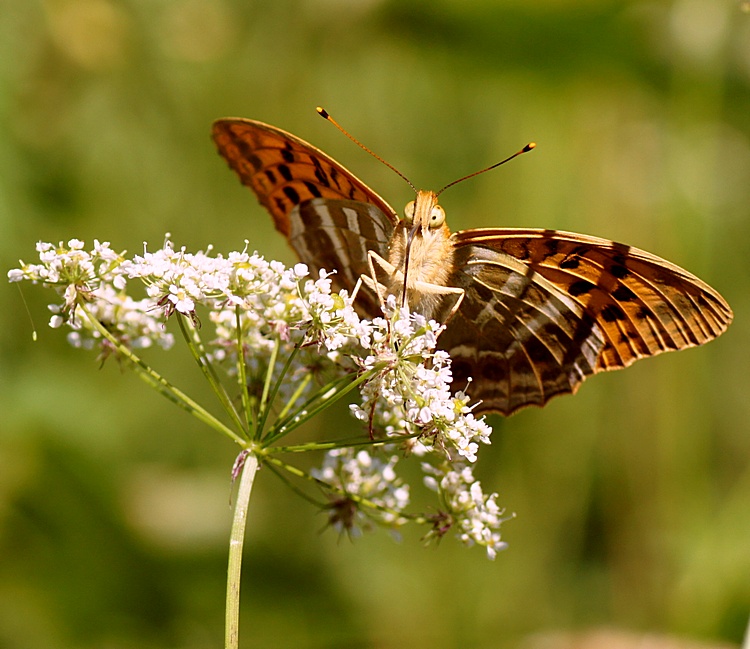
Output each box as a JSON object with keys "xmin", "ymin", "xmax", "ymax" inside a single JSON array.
[{"xmin": 9, "ymin": 238, "xmax": 509, "ymax": 559}]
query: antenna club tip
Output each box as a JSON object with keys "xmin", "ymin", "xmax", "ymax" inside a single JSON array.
[
  {"xmin": 524, "ymin": 142, "xmax": 536, "ymax": 152},
  {"xmin": 316, "ymin": 107, "xmax": 329, "ymax": 119}
]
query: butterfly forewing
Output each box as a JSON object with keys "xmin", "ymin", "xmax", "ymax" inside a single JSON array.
[
  {"xmin": 212, "ymin": 119, "xmax": 398, "ymax": 237},
  {"xmin": 213, "ymin": 117, "xmax": 732, "ymax": 416},
  {"xmin": 442, "ymin": 229, "xmax": 732, "ymax": 414},
  {"xmin": 213, "ymin": 118, "xmax": 399, "ymax": 301}
]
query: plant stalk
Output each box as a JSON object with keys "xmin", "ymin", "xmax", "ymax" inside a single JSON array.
[{"xmin": 225, "ymin": 452, "xmax": 259, "ymax": 649}]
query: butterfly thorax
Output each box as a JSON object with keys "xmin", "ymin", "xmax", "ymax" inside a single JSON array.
[{"xmin": 385, "ymin": 189, "xmax": 457, "ymax": 317}]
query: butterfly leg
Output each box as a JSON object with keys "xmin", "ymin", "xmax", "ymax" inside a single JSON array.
[
  {"xmin": 364, "ymin": 250, "xmax": 400, "ymax": 313},
  {"xmin": 365, "ymin": 251, "xmax": 465, "ymax": 324},
  {"xmin": 349, "ymin": 276, "xmax": 364, "ymax": 302},
  {"xmin": 410, "ymin": 279, "xmax": 465, "ymax": 325}
]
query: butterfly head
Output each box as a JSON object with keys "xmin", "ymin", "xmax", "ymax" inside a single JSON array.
[
  {"xmin": 403, "ymin": 189, "xmax": 446, "ymax": 232},
  {"xmin": 386, "ymin": 189, "xmax": 456, "ymax": 312},
  {"xmin": 400, "ymin": 190, "xmax": 451, "ymax": 264}
]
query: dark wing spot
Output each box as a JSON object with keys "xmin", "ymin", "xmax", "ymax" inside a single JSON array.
[
  {"xmin": 282, "ymin": 186, "xmax": 300, "ymax": 205},
  {"xmin": 569, "ymin": 280, "xmax": 596, "ymax": 296},
  {"xmin": 610, "ymin": 264, "xmax": 629, "ymax": 279},
  {"xmin": 504, "ymin": 240, "xmax": 530, "ymax": 260},
  {"xmin": 281, "ymin": 144, "xmax": 295, "ymax": 163},
  {"xmin": 329, "ymin": 167, "xmax": 341, "ymax": 189},
  {"xmin": 278, "ymin": 164, "xmax": 293, "ymax": 182},
  {"xmin": 663, "ymin": 337, "xmax": 680, "ymax": 350},
  {"xmin": 313, "ymin": 166, "xmax": 330, "ymax": 187},
  {"xmin": 264, "ymin": 169, "xmax": 277, "ymax": 184},
  {"xmin": 635, "ymin": 306, "xmax": 652, "ymax": 320},
  {"xmin": 310, "ymin": 156, "xmax": 331, "ymax": 186},
  {"xmin": 234, "ymin": 140, "xmax": 262, "ymax": 171},
  {"xmin": 481, "ymin": 358, "xmax": 505, "ymax": 382},
  {"xmin": 526, "ymin": 337, "xmax": 553, "ymax": 363},
  {"xmin": 601, "ymin": 304, "xmax": 625, "ymax": 322},
  {"xmin": 612, "ymin": 284, "xmax": 636, "ymax": 301},
  {"xmin": 543, "ymin": 239, "xmax": 560, "ymax": 257},
  {"xmin": 452, "ymin": 359, "xmax": 472, "ymax": 385},
  {"xmin": 303, "ymin": 181, "xmax": 322, "ymax": 198},
  {"xmin": 559, "ymin": 256, "xmax": 580, "ymax": 270},
  {"xmin": 273, "ymin": 196, "xmax": 286, "ymax": 213}
]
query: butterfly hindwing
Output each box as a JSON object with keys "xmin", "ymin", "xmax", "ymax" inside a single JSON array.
[
  {"xmin": 442, "ymin": 229, "xmax": 732, "ymax": 414},
  {"xmin": 290, "ymin": 198, "xmax": 395, "ymax": 306},
  {"xmin": 440, "ymin": 243, "xmax": 606, "ymax": 414}
]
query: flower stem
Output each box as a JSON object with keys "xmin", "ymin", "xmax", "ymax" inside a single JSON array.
[
  {"xmin": 226, "ymin": 451, "xmax": 259, "ymax": 649},
  {"xmin": 234, "ymin": 306, "xmax": 254, "ymax": 434},
  {"xmin": 256, "ymin": 336, "xmax": 280, "ymax": 436},
  {"xmin": 275, "ymin": 370, "xmax": 312, "ymax": 423},
  {"xmin": 78, "ymin": 303, "xmax": 245, "ymax": 446},
  {"xmin": 176, "ymin": 313, "xmax": 247, "ymax": 438},
  {"xmin": 258, "ymin": 341, "xmax": 303, "ymax": 438},
  {"xmin": 263, "ymin": 366, "xmax": 380, "ymax": 445},
  {"xmin": 268, "ymin": 431, "xmax": 421, "ymax": 454}
]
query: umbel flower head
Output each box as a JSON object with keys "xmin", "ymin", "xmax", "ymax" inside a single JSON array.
[{"xmin": 9, "ymin": 237, "xmax": 509, "ymax": 559}]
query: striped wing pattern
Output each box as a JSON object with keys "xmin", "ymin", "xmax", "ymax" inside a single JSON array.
[
  {"xmin": 213, "ymin": 118, "xmax": 732, "ymax": 416},
  {"xmin": 442, "ymin": 230, "xmax": 732, "ymax": 414},
  {"xmin": 212, "ymin": 119, "xmax": 397, "ymax": 305}
]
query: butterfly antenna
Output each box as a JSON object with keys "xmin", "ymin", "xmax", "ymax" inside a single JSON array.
[
  {"xmin": 436, "ymin": 142, "xmax": 536, "ymax": 196},
  {"xmin": 317, "ymin": 107, "xmax": 418, "ymax": 193}
]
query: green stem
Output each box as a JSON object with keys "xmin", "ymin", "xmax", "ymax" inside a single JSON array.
[
  {"xmin": 264, "ymin": 366, "xmax": 380, "ymax": 445},
  {"xmin": 79, "ymin": 303, "xmax": 245, "ymax": 446},
  {"xmin": 233, "ymin": 307, "xmax": 254, "ymax": 435},
  {"xmin": 263, "ymin": 459, "xmax": 327, "ymax": 508},
  {"xmin": 263, "ymin": 454, "xmax": 422, "ymax": 523},
  {"xmin": 268, "ymin": 431, "xmax": 422, "ymax": 454},
  {"xmin": 256, "ymin": 336, "xmax": 280, "ymax": 436},
  {"xmin": 176, "ymin": 313, "xmax": 247, "ymax": 438},
  {"xmin": 258, "ymin": 340, "xmax": 303, "ymax": 441},
  {"xmin": 274, "ymin": 371, "xmax": 312, "ymax": 424},
  {"xmin": 226, "ymin": 452, "xmax": 259, "ymax": 649}
]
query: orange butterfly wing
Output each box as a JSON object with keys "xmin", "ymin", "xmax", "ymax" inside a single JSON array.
[
  {"xmin": 213, "ymin": 118, "xmax": 398, "ymax": 303},
  {"xmin": 441, "ymin": 228, "xmax": 732, "ymax": 414}
]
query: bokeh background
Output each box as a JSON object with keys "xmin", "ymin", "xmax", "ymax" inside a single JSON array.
[{"xmin": 1, "ymin": 1, "xmax": 749, "ymax": 648}]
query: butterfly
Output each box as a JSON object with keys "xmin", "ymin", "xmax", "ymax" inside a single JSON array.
[{"xmin": 211, "ymin": 111, "xmax": 732, "ymax": 416}]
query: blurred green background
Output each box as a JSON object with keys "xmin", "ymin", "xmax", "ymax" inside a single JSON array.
[{"xmin": 1, "ymin": 0, "xmax": 749, "ymax": 647}]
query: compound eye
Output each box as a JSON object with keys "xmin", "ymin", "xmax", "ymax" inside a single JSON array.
[
  {"xmin": 404, "ymin": 200, "xmax": 416, "ymax": 224},
  {"xmin": 429, "ymin": 205, "xmax": 446, "ymax": 228}
]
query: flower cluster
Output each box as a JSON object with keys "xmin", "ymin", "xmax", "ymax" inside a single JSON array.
[
  {"xmin": 350, "ymin": 297, "xmax": 492, "ymax": 463},
  {"xmin": 423, "ymin": 461, "xmax": 509, "ymax": 560},
  {"xmin": 312, "ymin": 297, "xmax": 504, "ymax": 557},
  {"xmin": 311, "ymin": 448, "xmax": 409, "ymax": 536},
  {"xmin": 9, "ymin": 238, "xmax": 508, "ymax": 558},
  {"xmin": 10, "ymin": 240, "xmax": 173, "ymax": 352}
]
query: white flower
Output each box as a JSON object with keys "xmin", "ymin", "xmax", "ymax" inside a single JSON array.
[
  {"xmin": 311, "ymin": 448, "xmax": 410, "ymax": 535},
  {"xmin": 352, "ymin": 300, "xmax": 492, "ymax": 462},
  {"xmin": 12, "ymin": 237, "xmax": 506, "ymax": 558},
  {"xmin": 423, "ymin": 461, "xmax": 509, "ymax": 560}
]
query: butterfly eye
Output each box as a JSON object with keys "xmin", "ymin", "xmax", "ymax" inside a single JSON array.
[
  {"xmin": 404, "ymin": 200, "xmax": 416, "ymax": 224},
  {"xmin": 429, "ymin": 205, "xmax": 446, "ymax": 228}
]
